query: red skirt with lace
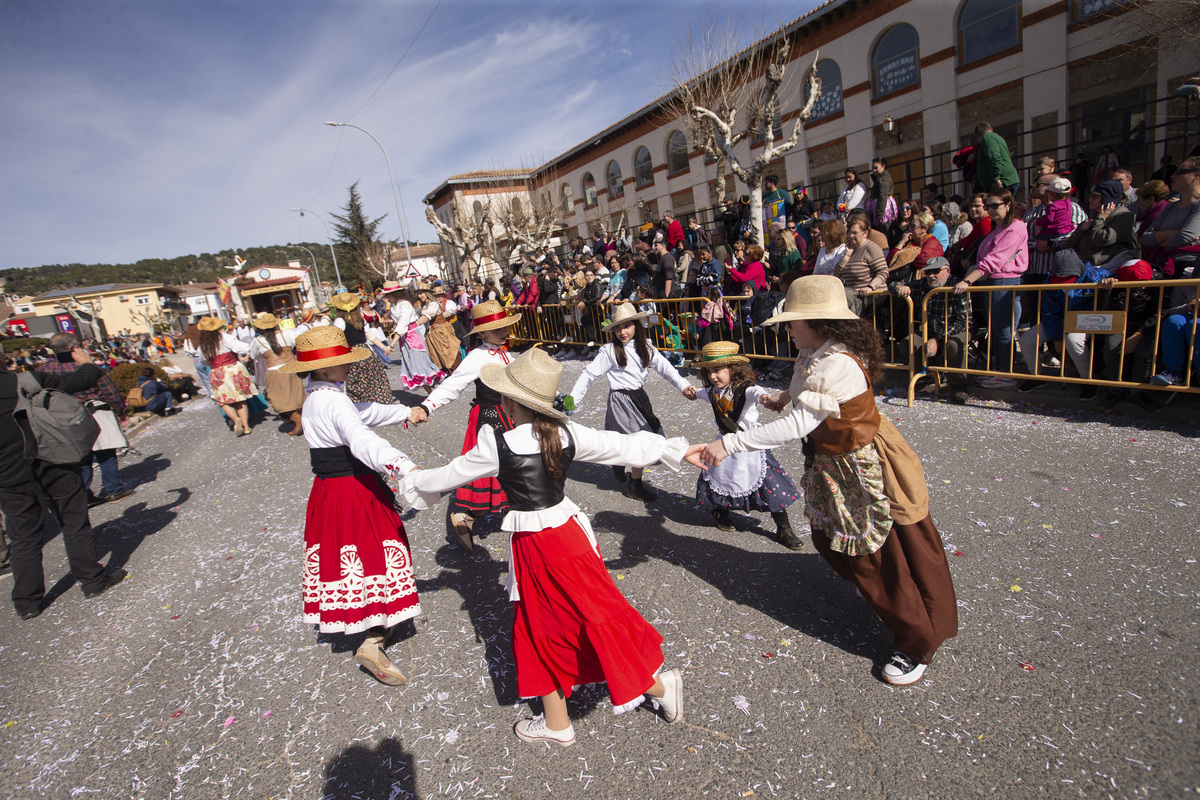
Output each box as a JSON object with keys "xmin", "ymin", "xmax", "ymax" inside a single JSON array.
[
  {"xmin": 510, "ymin": 517, "xmax": 664, "ymax": 712},
  {"xmin": 302, "ymin": 473, "xmax": 420, "ymax": 634}
]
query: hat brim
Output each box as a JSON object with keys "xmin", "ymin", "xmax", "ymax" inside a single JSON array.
[
  {"xmin": 478, "ymin": 362, "xmax": 566, "ymax": 419},
  {"xmin": 472, "ymin": 312, "xmax": 522, "ymax": 334},
  {"xmin": 278, "ymin": 344, "xmax": 372, "ymax": 373},
  {"xmin": 763, "ymin": 307, "xmax": 859, "ymax": 326},
  {"xmin": 693, "ymin": 354, "xmax": 750, "ymax": 368},
  {"xmin": 601, "ymin": 311, "xmax": 649, "ymax": 332},
  {"xmin": 252, "ymin": 320, "xmax": 279, "ymax": 330}
]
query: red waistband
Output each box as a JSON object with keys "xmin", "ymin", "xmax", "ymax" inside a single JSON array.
[{"xmin": 210, "ymin": 352, "xmax": 237, "ymax": 367}]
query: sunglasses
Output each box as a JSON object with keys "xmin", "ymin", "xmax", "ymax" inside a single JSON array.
[{"xmin": 985, "ymin": 202, "xmax": 1007, "ymax": 210}]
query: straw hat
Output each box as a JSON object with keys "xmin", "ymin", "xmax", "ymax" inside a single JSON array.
[
  {"xmin": 381, "ymin": 280, "xmax": 405, "ymax": 294},
  {"xmin": 431, "ymin": 284, "xmax": 446, "ymax": 296},
  {"xmin": 470, "ymin": 300, "xmax": 521, "ymax": 334},
  {"xmin": 600, "ymin": 302, "xmax": 649, "ymax": 333},
  {"xmin": 197, "ymin": 316, "xmax": 227, "ymax": 332},
  {"xmin": 415, "ymin": 282, "xmax": 432, "ymax": 294},
  {"xmin": 252, "ymin": 312, "xmax": 280, "ymax": 330},
  {"xmin": 479, "ymin": 346, "xmax": 567, "ymax": 419},
  {"xmin": 693, "ymin": 340, "xmax": 749, "ymax": 369},
  {"xmin": 330, "ymin": 291, "xmax": 361, "ymax": 312},
  {"xmin": 763, "ymin": 274, "xmax": 859, "ymax": 325},
  {"xmin": 278, "ymin": 326, "xmax": 371, "ymax": 373}
]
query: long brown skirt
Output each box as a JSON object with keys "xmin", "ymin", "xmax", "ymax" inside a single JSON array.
[
  {"xmin": 425, "ymin": 319, "xmax": 462, "ymax": 373},
  {"xmin": 812, "ymin": 514, "xmax": 957, "ymax": 665},
  {"xmin": 263, "ymin": 369, "xmax": 304, "ymax": 415}
]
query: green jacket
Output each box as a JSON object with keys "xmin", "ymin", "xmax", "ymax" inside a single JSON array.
[{"xmin": 975, "ymin": 131, "xmax": 1019, "ymax": 191}]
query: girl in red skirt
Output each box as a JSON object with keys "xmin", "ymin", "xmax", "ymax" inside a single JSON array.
[
  {"xmin": 402, "ymin": 347, "xmax": 696, "ymax": 746},
  {"xmin": 281, "ymin": 326, "xmax": 422, "ymax": 686},
  {"xmin": 408, "ymin": 300, "xmax": 521, "ymax": 551}
]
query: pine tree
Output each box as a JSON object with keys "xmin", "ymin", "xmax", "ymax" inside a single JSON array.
[{"xmin": 330, "ymin": 182, "xmax": 389, "ymax": 288}]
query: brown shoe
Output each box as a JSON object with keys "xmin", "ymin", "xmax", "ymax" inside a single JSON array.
[
  {"xmin": 355, "ymin": 638, "xmax": 407, "ymax": 686},
  {"xmin": 450, "ymin": 513, "xmax": 474, "ymax": 552},
  {"xmin": 288, "ymin": 411, "xmax": 304, "ymax": 436}
]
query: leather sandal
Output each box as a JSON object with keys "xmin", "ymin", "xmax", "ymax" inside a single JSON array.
[
  {"xmin": 450, "ymin": 513, "xmax": 474, "ymax": 552},
  {"xmin": 355, "ymin": 637, "xmax": 407, "ymax": 686}
]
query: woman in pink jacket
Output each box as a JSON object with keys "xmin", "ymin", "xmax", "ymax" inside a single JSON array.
[{"xmin": 953, "ymin": 190, "xmax": 1028, "ymax": 387}]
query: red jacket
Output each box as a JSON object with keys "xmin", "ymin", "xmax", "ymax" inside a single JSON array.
[
  {"xmin": 729, "ymin": 260, "xmax": 767, "ymax": 291},
  {"xmin": 515, "ymin": 280, "xmax": 539, "ymax": 306},
  {"xmin": 666, "ymin": 219, "xmax": 685, "ymax": 249}
]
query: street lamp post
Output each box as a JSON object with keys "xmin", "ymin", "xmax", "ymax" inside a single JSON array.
[
  {"xmin": 289, "ymin": 208, "xmax": 344, "ymax": 292},
  {"xmin": 285, "ymin": 244, "xmax": 324, "ymax": 305},
  {"xmin": 324, "ymin": 121, "xmax": 415, "ymax": 271}
]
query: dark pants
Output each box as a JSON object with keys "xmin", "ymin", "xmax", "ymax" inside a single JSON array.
[
  {"xmin": 0, "ymin": 463, "xmax": 106, "ymax": 615},
  {"xmin": 81, "ymin": 449, "xmax": 124, "ymax": 499},
  {"xmin": 143, "ymin": 387, "xmax": 173, "ymax": 414}
]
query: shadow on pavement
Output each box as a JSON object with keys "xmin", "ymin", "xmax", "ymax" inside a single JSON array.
[
  {"xmin": 591, "ymin": 502, "xmax": 887, "ymax": 663},
  {"xmin": 321, "ymin": 735, "xmax": 417, "ymax": 800}
]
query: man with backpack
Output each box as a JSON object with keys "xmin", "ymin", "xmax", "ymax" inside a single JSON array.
[
  {"xmin": 0, "ymin": 345, "xmax": 127, "ymax": 620},
  {"xmin": 40, "ymin": 334, "xmax": 135, "ymax": 506}
]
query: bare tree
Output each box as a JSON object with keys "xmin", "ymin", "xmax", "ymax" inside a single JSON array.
[
  {"xmin": 425, "ymin": 197, "xmax": 495, "ymax": 285},
  {"xmin": 491, "ymin": 181, "xmax": 562, "ymax": 265},
  {"xmin": 666, "ymin": 14, "xmax": 820, "ymax": 245},
  {"xmin": 360, "ymin": 239, "xmax": 403, "ymax": 284}
]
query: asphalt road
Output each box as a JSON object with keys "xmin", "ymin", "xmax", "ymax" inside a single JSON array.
[{"xmin": 0, "ymin": 359, "xmax": 1196, "ymax": 800}]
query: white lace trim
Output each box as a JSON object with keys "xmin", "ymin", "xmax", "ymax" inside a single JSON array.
[
  {"xmin": 302, "ymin": 541, "xmax": 419, "ymax": 632},
  {"xmin": 699, "ymin": 449, "xmax": 769, "ymax": 498}
]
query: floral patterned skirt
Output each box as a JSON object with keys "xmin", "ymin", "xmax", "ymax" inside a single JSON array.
[
  {"xmin": 345, "ymin": 353, "xmax": 394, "ymax": 405},
  {"xmin": 303, "ymin": 473, "xmax": 420, "ymax": 634},
  {"xmin": 209, "ymin": 361, "xmax": 256, "ymax": 405},
  {"xmin": 697, "ymin": 451, "xmax": 799, "ymax": 513},
  {"xmin": 802, "ymin": 442, "xmax": 893, "ymax": 556}
]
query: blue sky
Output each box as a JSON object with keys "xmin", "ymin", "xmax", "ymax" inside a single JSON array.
[{"xmin": 0, "ymin": 0, "xmax": 818, "ymax": 270}]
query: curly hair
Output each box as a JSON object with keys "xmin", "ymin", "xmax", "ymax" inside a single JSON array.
[
  {"xmin": 808, "ymin": 318, "xmax": 885, "ymax": 383},
  {"xmin": 698, "ymin": 361, "xmax": 756, "ymax": 389}
]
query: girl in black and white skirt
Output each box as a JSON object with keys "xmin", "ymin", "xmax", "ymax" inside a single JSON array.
[{"xmin": 567, "ymin": 303, "xmax": 696, "ymax": 501}]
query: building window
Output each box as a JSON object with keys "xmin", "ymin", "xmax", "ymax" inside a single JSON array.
[
  {"xmin": 582, "ymin": 172, "xmax": 597, "ymax": 207},
  {"xmin": 666, "ymin": 130, "xmax": 690, "ymax": 175},
  {"xmin": 561, "ymin": 183, "xmax": 573, "ymax": 215},
  {"xmin": 472, "ymin": 200, "xmax": 484, "ymax": 223},
  {"xmin": 808, "ymin": 59, "xmax": 843, "ymax": 120},
  {"xmin": 958, "ymin": 0, "xmax": 1021, "ymax": 65},
  {"xmin": 872, "ymin": 24, "xmax": 920, "ymax": 98},
  {"xmin": 135, "ymin": 296, "xmax": 151, "ymax": 305},
  {"xmin": 1071, "ymin": 0, "xmax": 1125, "ymax": 21},
  {"xmin": 634, "ymin": 146, "xmax": 654, "ymax": 187},
  {"xmin": 606, "ymin": 160, "xmax": 624, "ymax": 198}
]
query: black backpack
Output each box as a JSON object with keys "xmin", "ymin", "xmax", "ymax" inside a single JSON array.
[{"xmin": 749, "ymin": 290, "xmax": 786, "ymax": 326}]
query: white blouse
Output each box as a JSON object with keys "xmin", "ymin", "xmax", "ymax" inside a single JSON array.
[
  {"xmin": 838, "ymin": 182, "xmax": 867, "ymax": 212},
  {"xmin": 421, "ymin": 343, "xmax": 512, "ymax": 412},
  {"xmin": 813, "ymin": 244, "xmax": 846, "ymax": 276},
  {"xmin": 202, "ymin": 332, "xmax": 250, "ymax": 365},
  {"xmin": 301, "ymin": 381, "xmax": 415, "ymax": 475},
  {"xmin": 333, "ymin": 316, "xmax": 386, "ymax": 346},
  {"xmin": 391, "ymin": 300, "xmax": 417, "ymax": 333},
  {"xmin": 399, "ymin": 422, "xmax": 688, "ymax": 600},
  {"xmin": 721, "ymin": 341, "xmax": 869, "ymax": 455},
  {"xmin": 249, "ymin": 329, "xmax": 299, "ymax": 367},
  {"xmin": 569, "ymin": 340, "xmax": 692, "ymax": 403}
]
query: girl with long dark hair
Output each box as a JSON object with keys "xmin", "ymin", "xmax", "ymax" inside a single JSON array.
[{"xmin": 198, "ymin": 317, "xmax": 254, "ymax": 435}]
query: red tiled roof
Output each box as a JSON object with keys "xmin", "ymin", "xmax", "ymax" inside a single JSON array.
[{"xmin": 447, "ymin": 169, "xmax": 530, "ymax": 181}]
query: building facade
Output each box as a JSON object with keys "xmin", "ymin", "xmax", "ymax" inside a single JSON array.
[{"xmin": 427, "ymin": 0, "xmax": 1198, "ymax": 250}]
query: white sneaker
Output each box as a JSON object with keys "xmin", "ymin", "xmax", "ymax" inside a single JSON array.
[
  {"xmin": 650, "ymin": 668, "xmax": 683, "ymax": 723},
  {"xmin": 514, "ymin": 715, "xmax": 575, "ymax": 746},
  {"xmin": 881, "ymin": 651, "xmax": 927, "ymax": 685}
]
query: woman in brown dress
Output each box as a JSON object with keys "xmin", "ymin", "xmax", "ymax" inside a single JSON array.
[{"xmin": 249, "ymin": 313, "xmax": 306, "ymax": 435}]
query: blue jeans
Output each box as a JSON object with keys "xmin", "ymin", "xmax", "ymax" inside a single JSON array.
[
  {"xmin": 1160, "ymin": 314, "xmax": 1199, "ymax": 372},
  {"xmin": 144, "ymin": 388, "xmax": 174, "ymax": 414},
  {"xmin": 985, "ymin": 277, "xmax": 1022, "ymax": 373},
  {"xmin": 80, "ymin": 449, "xmax": 124, "ymax": 499}
]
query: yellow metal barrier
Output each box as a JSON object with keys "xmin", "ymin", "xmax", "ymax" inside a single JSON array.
[{"xmin": 917, "ymin": 277, "xmax": 1200, "ymax": 399}]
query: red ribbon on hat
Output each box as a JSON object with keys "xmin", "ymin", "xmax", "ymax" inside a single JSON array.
[
  {"xmin": 473, "ymin": 310, "xmax": 509, "ymax": 326},
  {"xmin": 296, "ymin": 344, "xmax": 353, "ymax": 362}
]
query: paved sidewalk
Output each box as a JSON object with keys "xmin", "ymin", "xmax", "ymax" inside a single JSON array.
[{"xmin": 0, "ymin": 363, "xmax": 1196, "ymax": 799}]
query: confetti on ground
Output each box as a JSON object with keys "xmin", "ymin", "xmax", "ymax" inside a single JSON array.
[
  {"xmin": 1010, "ymin": 585, "xmax": 1022, "ymax": 592},
  {"xmin": 1018, "ymin": 662, "xmax": 1035, "ymax": 672},
  {"xmin": 732, "ymin": 695, "xmax": 750, "ymax": 714}
]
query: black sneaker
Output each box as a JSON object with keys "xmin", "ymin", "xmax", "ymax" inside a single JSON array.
[
  {"xmin": 881, "ymin": 651, "xmax": 927, "ymax": 685},
  {"xmin": 1097, "ymin": 389, "xmax": 1124, "ymax": 410},
  {"xmin": 1079, "ymin": 385, "xmax": 1099, "ymax": 401},
  {"xmin": 1017, "ymin": 379, "xmax": 1044, "ymax": 394},
  {"xmin": 611, "ymin": 465, "xmax": 627, "ymax": 484},
  {"xmin": 18, "ymin": 605, "xmax": 41, "ymax": 621},
  {"xmin": 948, "ymin": 390, "xmax": 970, "ymax": 405},
  {"xmin": 623, "ymin": 479, "xmax": 657, "ymax": 503},
  {"xmin": 712, "ymin": 510, "xmax": 735, "ymax": 532},
  {"xmin": 87, "ymin": 494, "xmax": 105, "ymax": 508},
  {"xmin": 83, "ymin": 568, "xmax": 128, "ymax": 599}
]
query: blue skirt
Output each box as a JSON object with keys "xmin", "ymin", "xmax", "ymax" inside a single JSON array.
[{"xmin": 696, "ymin": 450, "xmax": 799, "ymax": 513}]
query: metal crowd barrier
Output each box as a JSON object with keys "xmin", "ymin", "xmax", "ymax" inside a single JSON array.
[{"xmin": 917, "ymin": 277, "xmax": 1200, "ymax": 400}]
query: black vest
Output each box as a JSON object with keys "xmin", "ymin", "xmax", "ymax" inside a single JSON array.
[
  {"xmin": 343, "ymin": 323, "xmax": 366, "ymax": 346},
  {"xmin": 310, "ymin": 446, "xmax": 375, "ymax": 478},
  {"xmin": 494, "ymin": 428, "xmax": 575, "ymax": 512},
  {"xmin": 473, "ymin": 377, "xmax": 502, "ymax": 407}
]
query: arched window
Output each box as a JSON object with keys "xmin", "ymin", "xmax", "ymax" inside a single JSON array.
[
  {"xmin": 958, "ymin": 0, "xmax": 1021, "ymax": 65},
  {"xmin": 808, "ymin": 59, "xmax": 843, "ymax": 120},
  {"xmin": 872, "ymin": 24, "xmax": 920, "ymax": 98},
  {"xmin": 606, "ymin": 160, "xmax": 624, "ymax": 198},
  {"xmin": 472, "ymin": 200, "xmax": 484, "ymax": 223},
  {"xmin": 582, "ymin": 172, "xmax": 597, "ymax": 207},
  {"xmin": 666, "ymin": 130, "xmax": 690, "ymax": 175},
  {"xmin": 634, "ymin": 146, "xmax": 654, "ymax": 187},
  {"xmin": 560, "ymin": 183, "xmax": 573, "ymax": 215}
]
